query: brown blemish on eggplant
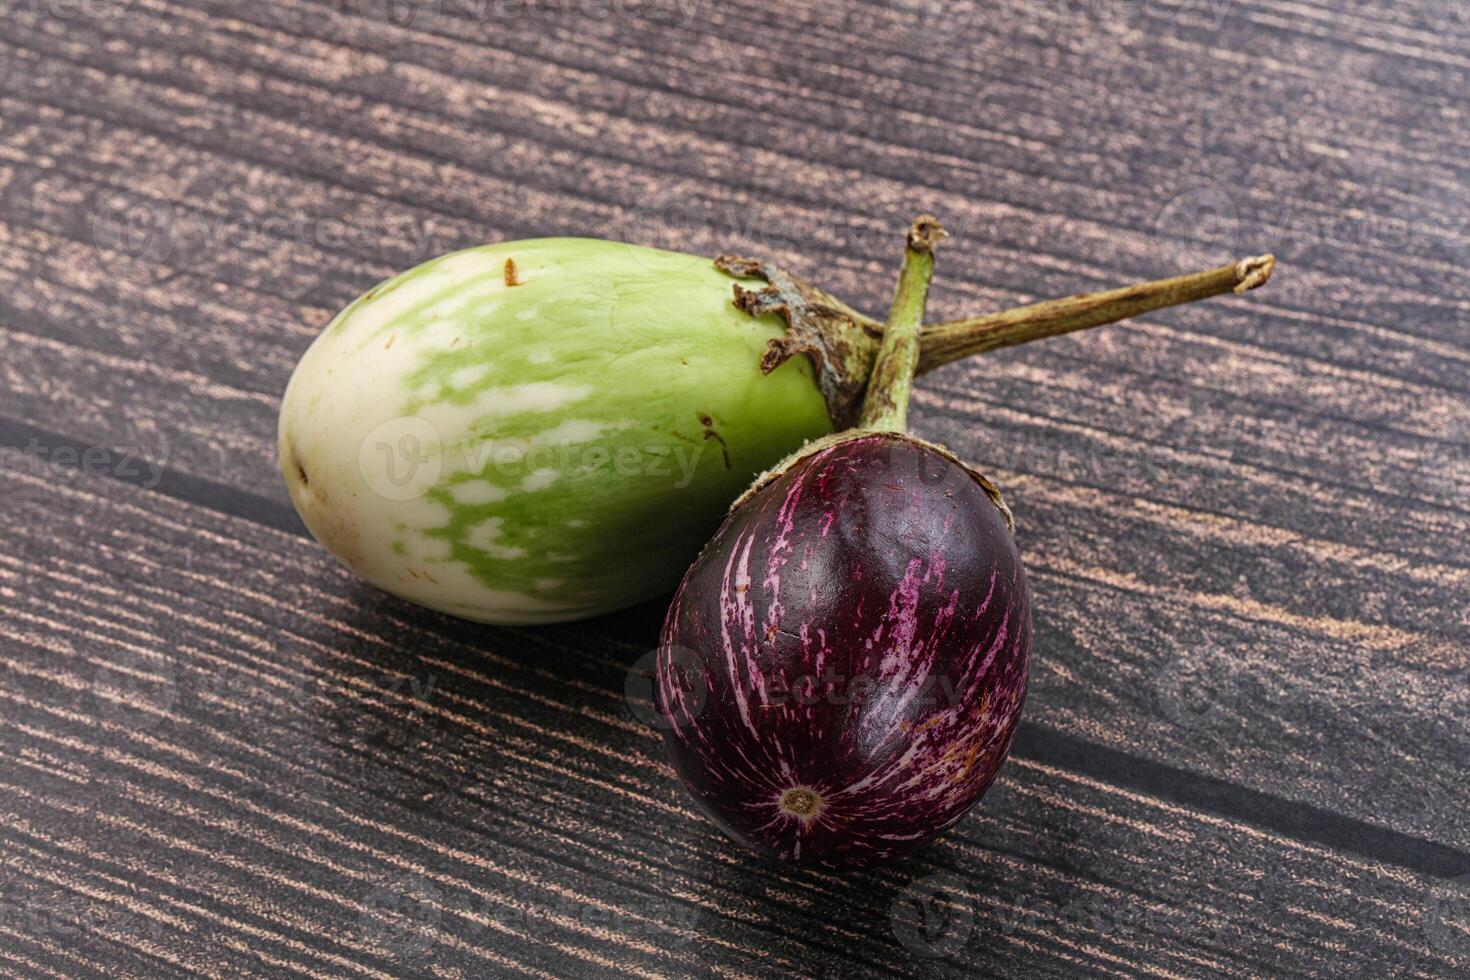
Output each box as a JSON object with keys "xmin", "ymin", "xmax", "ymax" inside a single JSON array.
[
  {"xmin": 912, "ymin": 713, "xmax": 946, "ymax": 736},
  {"xmin": 698, "ymin": 413, "xmax": 731, "ymax": 469},
  {"xmin": 953, "ymin": 742, "xmax": 983, "ymax": 783},
  {"xmin": 384, "ymin": 334, "xmax": 396, "ymax": 350},
  {"xmin": 285, "ymin": 441, "xmax": 309, "ymax": 489},
  {"xmin": 361, "ymin": 275, "xmax": 409, "ymax": 305},
  {"xmin": 286, "ymin": 442, "xmax": 321, "ymax": 499},
  {"xmin": 504, "ymin": 257, "xmax": 520, "ymax": 287}
]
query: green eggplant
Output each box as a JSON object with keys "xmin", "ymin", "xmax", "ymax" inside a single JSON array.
[{"xmin": 279, "ymin": 236, "xmax": 1274, "ymax": 624}]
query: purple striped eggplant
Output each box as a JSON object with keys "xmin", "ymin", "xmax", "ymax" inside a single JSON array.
[
  {"xmin": 659, "ymin": 430, "xmax": 1030, "ymax": 867},
  {"xmin": 654, "ymin": 217, "xmax": 1034, "ymax": 868}
]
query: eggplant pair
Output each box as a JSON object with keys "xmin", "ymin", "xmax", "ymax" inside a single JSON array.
[{"xmin": 277, "ymin": 223, "xmax": 1274, "ymax": 867}]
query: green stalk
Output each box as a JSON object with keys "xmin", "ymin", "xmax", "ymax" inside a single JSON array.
[
  {"xmin": 858, "ymin": 217, "xmax": 945, "ymax": 433},
  {"xmin": 916, "ymin": 254, "xmax": 1276, "ymax": 373},
  {"xmin": 719, "ymin": 250, "xmax": 1275, "ymax": 429}
]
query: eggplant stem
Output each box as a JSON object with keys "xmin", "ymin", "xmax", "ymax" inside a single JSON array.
[
  {"xmin": 858, "ymin": 217, "xmax": 945, "ymax": 432},
  {"xmin": 916, "ymin": 253, "xmax": 1276, "ymax": 374},
  {"xmin": 715, "ymin": 250, "xmax": 1276, "ymax": 427}
]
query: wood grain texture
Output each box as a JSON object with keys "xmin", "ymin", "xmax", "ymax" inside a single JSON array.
[
  {"xmin": 0, "ymin": 0, "xmax": 1467, "ymax": 975},
  {"xmin": 0, "ymin": 458, "xmax": 1460, "ymax": 977}
]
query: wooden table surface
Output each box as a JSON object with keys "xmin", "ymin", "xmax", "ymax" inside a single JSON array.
[{"xmin": 1, "ymin": 1, "xmax": 1467, "ymax": 976}]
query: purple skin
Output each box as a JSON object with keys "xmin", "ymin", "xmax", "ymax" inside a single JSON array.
[{"xmin": 656, "ymin": 432, "xmax": 1031, "ymax": 869}]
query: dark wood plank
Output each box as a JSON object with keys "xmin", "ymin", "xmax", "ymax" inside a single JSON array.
[
  {"xmin": 0, "ymin": 0, "xmax": 1467, "ymax": 973},
  {"xmin": 0, "ymin": 91, "xmax": 1465, "ymax": 845},
  {"xmin": 0, "ymin": 457, "xmax": 1459, "ymax": 977}
]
